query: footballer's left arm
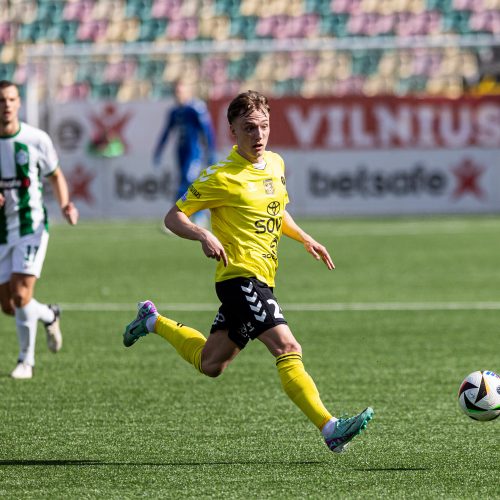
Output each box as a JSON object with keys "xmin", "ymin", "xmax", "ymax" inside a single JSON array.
[
  {"xmin": 48, "ymin": 167, "xmax": 79, "ymax": 225},
  {"xmin": 282, "ymin": 210, "xmax": 334, "ymax": 270}
]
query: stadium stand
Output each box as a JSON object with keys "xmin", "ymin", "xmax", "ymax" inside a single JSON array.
[{"xmin": 0, "ymin": 0, "xmax": 499, "ymax": 100}]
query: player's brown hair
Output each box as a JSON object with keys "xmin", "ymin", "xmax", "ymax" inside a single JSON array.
[
  {"xmin": 227, "ymin": 90, "xmax": 270, "ymax": 124},
  {"xmin": 0, "ymin": 80, "xmax": 17, "ymax": 90}
]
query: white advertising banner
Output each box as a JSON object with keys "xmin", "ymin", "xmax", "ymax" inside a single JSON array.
[
  {"xmin": 280, "ymin": 149, "xmax": 500, "ymax": 216},
  {"xmin": 46, "ymin": 100, "xmax": 180, "ymax": 220},
  {"xmin": 45, "ymin": 96, "xmax": 500, "ymax": 219}
]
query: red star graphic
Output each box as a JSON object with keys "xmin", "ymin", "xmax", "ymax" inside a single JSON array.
[
  {"xmin": 89, "ymin": 104, "xmax": 132, "ymax": 153},
  {"xmin": 67, "ymin": 164, "xmax": 96, "ymax": 205},
  {"xmin": 451, "ymin": 159, "xmax": 485, "ymax": 199}
]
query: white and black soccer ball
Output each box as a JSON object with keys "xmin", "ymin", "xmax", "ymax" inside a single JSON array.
[{"xmin": 458, "ymin": 370, "xmax": 500, "ymax": 421}]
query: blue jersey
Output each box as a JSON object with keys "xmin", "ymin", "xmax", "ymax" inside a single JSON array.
[{"xmin": 154, "ymin": 99, "xmax": 216, "ymax": 169}]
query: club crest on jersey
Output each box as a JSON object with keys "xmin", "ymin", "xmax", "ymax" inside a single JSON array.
[
  {"xmin": 15, "ymin": 150, "xmax": 29, "ymax": 166},
  {"xmin": 263, "ymin": 178, "xmax": 274, "ymax": 195}
]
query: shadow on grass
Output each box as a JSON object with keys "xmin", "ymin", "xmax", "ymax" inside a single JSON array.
[
  {"xmin": 354, "ymin": 467, "xmax": 429, "ymax": 471},
  {"xmin": 0, "ymin": 459, "xmax": 325, "ymax": 467}
]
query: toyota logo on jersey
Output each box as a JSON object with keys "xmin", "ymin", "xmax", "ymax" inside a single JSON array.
[{"xmin": 267, "ymin": 201, "xmax": 280, "ymax": 216}]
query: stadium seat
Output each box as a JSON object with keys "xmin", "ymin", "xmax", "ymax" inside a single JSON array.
[
  {"xmin": 165, "ymin": 17, "xmax": 198, "ymax": 41},
  {"xmin": 198, "ymin": 15, "xmax": 230, "ymax": 41},
  {"xmin": 227, "ymin": 53, "xmax": 259, "ymax": 80},
  {"xmin": 273, "ymin": 78, "xmax": 304, "ymax": 96},
  {"xmin": 149, "ymin": 80, "xmax": 175, "ymax": 98},
  {"xmin": 36, "ymin": 1, "xmax": 64, "ymax": 23},
  {"xmin": 137, "ymin": 18, "xmax": 167, "ymax": 41},
  {"xmin": 116, "ymin": 78, "xmax": 152, "ymax": 101},
  {"xmin": 18, "ymin": 20, "xmax": 52, "ymax": 43},
  {"xmin": 320, "ymin": 13, "xmax": 349, "ymax": 36},
  {"xmin": 125, "ymin": 0, "xmax": 153, "ymax": 19},
  {"xmin": 46, "ymin": 21, "xmax": 80, "ymax": 44},
  {"xmin": 215, "ymin": 0, "xmax": 244, "ymax": 17},
  {"xmin": 0, "ymin": 23, "xmax": 15, "ymax": 44},
  {"xmin": 91, "ymin": 82, "xmax": 121, "ymax": 99},
  {"xmin": 442, "ymin": 9, "xmax": 472, "ymax": 33},
  {"xmin": 0, "ymin": 63, "xmax": 15, "ymax": 81},
  {"xmin": 351, "ymin": 50, "xmax": 382, "ymax": 76},
  {"xmin": 228, "ymin": 15, "xmax": 258, "ymax": 39}
]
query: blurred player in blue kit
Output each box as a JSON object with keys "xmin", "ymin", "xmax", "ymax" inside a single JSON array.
[{"xmin": 153, "ymin": 80, "xmax": 216, "ymax": 226}]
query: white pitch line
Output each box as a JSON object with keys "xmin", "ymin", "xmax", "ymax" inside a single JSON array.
[{"xmin": 59, "ymin": 302, "xmax": 500, "ymax": 312}]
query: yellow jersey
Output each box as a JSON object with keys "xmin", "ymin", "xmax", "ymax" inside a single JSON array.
[{"xmin": 176, "ymin": 146, "xmax": 289, "ymax": 286}]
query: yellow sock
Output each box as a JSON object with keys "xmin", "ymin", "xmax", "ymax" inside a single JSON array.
[
  {"xmin": 276, "ymin": 352, "xmax": 333, "ymax": 430},
  {"xmin": 154, "ymin": 316, "xmax": 206, "ymax": 373}
]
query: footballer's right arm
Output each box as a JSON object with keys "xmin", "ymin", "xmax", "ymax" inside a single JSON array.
[{"xmin": 164, "ymin": 206, "xmax": 227, "ymax": 266}]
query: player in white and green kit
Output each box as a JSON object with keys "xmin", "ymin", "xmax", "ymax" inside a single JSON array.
[{"xmin": 0, "ymin": 80, "xmax": 79, "ymax": 379}]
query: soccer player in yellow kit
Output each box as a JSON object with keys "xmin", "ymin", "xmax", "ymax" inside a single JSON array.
[{"xmin": 123, "ymin": 91, "xmax": 373, "ymax": 453}]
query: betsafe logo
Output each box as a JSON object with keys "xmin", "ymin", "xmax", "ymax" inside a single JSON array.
[{"xmin": 309, "ymin": 160, "xmax": 486, "ymax": 200}]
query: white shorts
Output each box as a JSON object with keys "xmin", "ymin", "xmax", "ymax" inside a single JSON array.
[{"xmin": 0, "ymin": 225, "xmax": 49, "ymax": 284}]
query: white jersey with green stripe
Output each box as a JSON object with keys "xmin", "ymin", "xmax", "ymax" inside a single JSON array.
[{"xmin": 0, "ymin": 122, "xmax": 58, "ymax": 244}]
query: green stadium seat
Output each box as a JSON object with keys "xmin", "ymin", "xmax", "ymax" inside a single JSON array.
[
  {"xmin": 229, "ymin": 16, "xmax": 257, "ymax": 39},
  {"xmin": 91, "ymin": 82, "xmax": 120, "ymax": 99},
  {"xmin": 227, "ymin": 53, "xmax": 259, "ymax": 80},
  {"xmin": 46, "ymin": 21, "xmax": 79, "ymax": 44},
  {"xmin": 426, "ymin": 0, "xmax": 452, "ymax": 12},
  {"xmin": 351, "ymin": 50, "xmax": 379, "ymax": 76},
  {"xmin": 150, "ymin": 81, "xmax": 175, "ymax": 99},
  {"xmin": 442, "ymin": 10, "xmax": 471, "ymax": 34},
  {"xmin": 36, "ymin": 2, "xmax": 64, "ymax": 23},
  {"xmin": 397, "ymin": 75, "xmax": 428, "ymax": 94},
  {"xmin": 137, "ymin": 56, "xmax": 166, "ymax": 80},
  {"xmin": 137, "ymin": 18, "xmax": 167, "ymax": 41},
  {"xmin": 17, "ymin": 20, "xmax": 52, "ymax": 43},
  {"xmin": 320, "ymin": 14, "xmax": 349, "ymax": 37},
  {"xmin": 273, "ymin": 78, "xmax": 304, "ymax": 96},
  {"xmin": 308, "ymin": 0, "xmax": 333, "ymax": 16},
  {"xmin": 126, "ymin": 0, "xmax": 153, "ymax": 20},
  {"xmin": 0, "ymin": 63, "xmax": 15, "ymax": 81},
  {"xmin": 76, "ymin": 59, "xmax": 107, "ymax": 86},
  {"xmin": 215, "ymin": 0, "xmax": 241, "ymax": 17}
]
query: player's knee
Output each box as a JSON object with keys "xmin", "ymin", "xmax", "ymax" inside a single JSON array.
[
  {"xmin": 0, "ymin": 301, "xmax": 14, "ymax": 316},
  {"xmin": 275, "ymin": 341, "xmax": 302, "ymax": 357},
  {"xmin": 11, "ymin": 291, "xmax": 30, "ymax": 308},
  {"xmin": 201, "ymin": 361, "xmax": 226, "ymax": 378}
]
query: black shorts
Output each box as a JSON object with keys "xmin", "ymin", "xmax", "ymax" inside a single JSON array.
[{"xmin": 210, "ymin": 277, "xmax": 288, "ymax": 349}]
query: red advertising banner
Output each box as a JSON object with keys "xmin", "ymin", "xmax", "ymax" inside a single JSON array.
[{"xmin": 210, "ymin": 96, "xmax": 500, "ymax": 150}]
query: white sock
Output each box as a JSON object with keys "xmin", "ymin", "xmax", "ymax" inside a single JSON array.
[
  {"xmin": 15, "ymin": 300, "xmax": 39, "ymax": 366},
  {"xmin": 146, "ymin": 313, "xmax": 159, "ymax": 332},
  {"xmin": 31, "ymin": 299, "xmax": 55, "ymax": 324},
  {"xmin": 321, "ymin": 417, "xmax": 339, "ymax": 438}
]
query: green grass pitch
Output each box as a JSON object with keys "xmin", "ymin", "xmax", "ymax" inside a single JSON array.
[{"xmin": 0, "ymin": 215, "xmax": 499, "ymax": 498}]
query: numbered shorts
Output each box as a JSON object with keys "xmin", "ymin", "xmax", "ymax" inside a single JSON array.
[
  {"xmin": 210, "ymin": 277, "xmax": 288, "ymax": 349},
  {"xmin": 0, "ymin": 225, "xmax": 49, "ymax": 284}
]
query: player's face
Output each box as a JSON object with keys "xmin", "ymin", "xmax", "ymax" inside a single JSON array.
[
  {"xmin": 230, "ymin": 109, "xmax": 270, "ymax": 163},
  {"xmin": 0, "ymin": 85, "xmax": 21, "ymax": 131},
  {"xmin": 175, "ymin": 82, "xmax": 193, "ymax": 104}
]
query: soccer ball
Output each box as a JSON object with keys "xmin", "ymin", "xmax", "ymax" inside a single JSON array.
[{"xmin": 458, "ymin": 370, "xmax": 500, "ymax": 421}]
